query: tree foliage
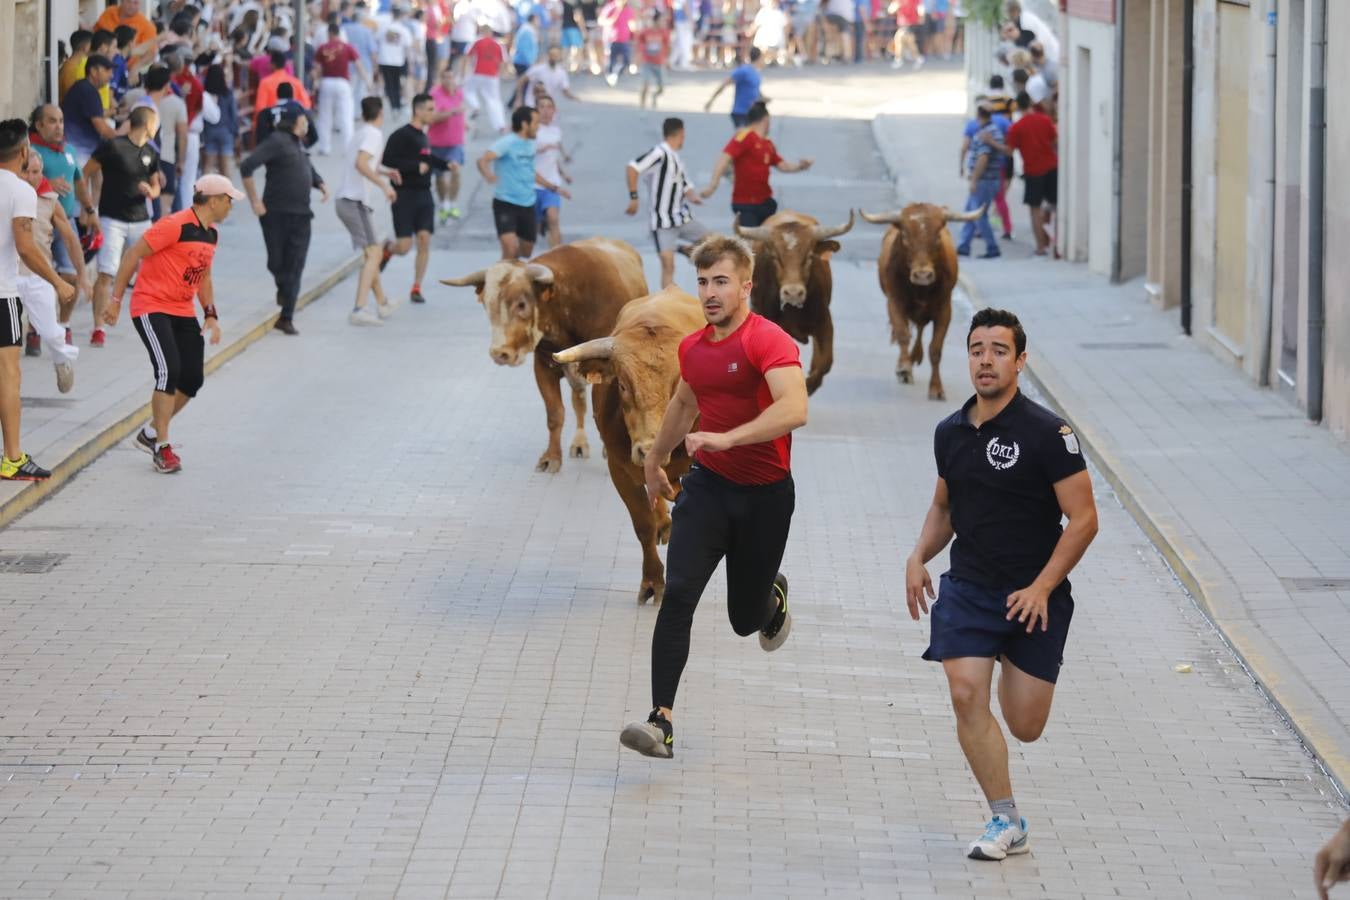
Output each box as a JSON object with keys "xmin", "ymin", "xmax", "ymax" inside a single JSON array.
[{"xmin": 964, "ymin": 0, "xmax": 1008, "ymax": 29}]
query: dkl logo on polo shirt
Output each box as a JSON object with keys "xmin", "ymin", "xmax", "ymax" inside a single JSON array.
[{"xmin": 986, "ymin": 436, "xmax": 1020, "ymax": 470}]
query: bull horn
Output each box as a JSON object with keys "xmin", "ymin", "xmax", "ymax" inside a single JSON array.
[
  {"xmin": 525, "ymin": 263, "xmax": 554, "ymax": 285},
  {"xmin": 859, "ymin": 208, "xmax": 904, "ymax": 225},
  {"xmin": 440, "ymin": 269, "xmax": 487, "ymax": 288},
  {"xmin": 944, "ymin": 203, "xmax": 991, "ymax": 224},
  {"xmin": 733, "ymin": 218, "xmax": 773, "ymax": 242},
  {"xmin": 552, "ymin": 337, "xmax": 615, "ymax": 365},
  {"xmin": 814, "ymin": 209, "xmax": 855, "ymax": 240}
]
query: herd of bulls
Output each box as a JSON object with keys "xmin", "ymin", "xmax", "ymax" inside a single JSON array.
[{"xmin": 441, "ymin": 201, "xmax": 985, "ymax": 603}]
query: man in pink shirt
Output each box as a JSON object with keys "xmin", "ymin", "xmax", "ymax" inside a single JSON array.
[
  {"xmin": 427, "ymin": 66, "xmax": 466, "ymax": 222},
  {"xmin": 600, "ymin": 0, "xmax": 636, "ymax": 86}
]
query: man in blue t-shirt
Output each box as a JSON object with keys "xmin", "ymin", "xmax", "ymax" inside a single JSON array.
[
  {"xmin": 705, "ymin": 47, "xmax": 765, "ymax": 128},
  {"xmin": 477, "ymin": 105, "xmax": 563, "ymax": 259},
  {"xmin": 956, "ymin": 106, "xmax": 1006, "ymax": 260},
  {"xmin": 61, "ymin": 56, "xmax": 117, "ymax": 163}
]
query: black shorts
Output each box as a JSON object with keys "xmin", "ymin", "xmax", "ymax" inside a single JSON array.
[
  {"xmin": 1023, "ymin": 169, "xmax": 1058, "ymax": 208},
  {"xmin": 731, "ymin": 197, "xmax": 778, "ymax": 228},
  {"xmin": 134, "ymin": 311, "xmax": 206, "ymax": 398},
  {"xmin": 922, "ymin": 573, "xmax": 1074, "ymax": 684},
  {"xmin": 1, "ymin": 297, "xmax": 23, "ymax": 349},
  {"xmin": 391, "ymin": 188, "xmax": 435, "ymax": 238},
  {"xmin": 492, "ymin": 198, "xmax": 538, "ymax": 242}
]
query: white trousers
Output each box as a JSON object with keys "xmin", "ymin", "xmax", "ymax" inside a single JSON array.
[
  {"xmin": 317, "ymin": 76, "xmax": 356, "ymax": 155},
  {"xmin": 18, "ymin": 274, "xmax": 78, "ymax": 366},
  {"xmin": 463, "ymin": 74, "xmax": 507, "ymax": 134},
  {"xmin": 672, "ymin": 21, "xmax": 695, "ymax": 69},
  {"xmin": 176, "ymin": 132, "xmax": 201, "ymax": 211}
]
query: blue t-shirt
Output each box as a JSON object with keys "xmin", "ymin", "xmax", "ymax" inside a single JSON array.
[
  {"xmin": 491, "ymin": 134, "xmax": 537, "ymax": 206},
  {"xmin": 965, "ymin": 122, "xmax": 1006, "ymax": 180},
  {"xmin": 513, "ymin": 24, "xmax": 538, "ymax": 65},
  {"xmin": 730, "ymin": 64, "xmax": 761, "ymax": 115},
  {"xmin": 32, "ymin": 142, "xmax": 85, "ymax": 219},
  {"xmin": 61, "ymin": 80, "xmax": 106, "ymax": 154},
  {"xmin": 963, "ymin": 114, "xmax": 1010, "ymax": 139}
]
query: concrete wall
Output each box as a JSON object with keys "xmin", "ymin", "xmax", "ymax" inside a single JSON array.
[
  {"xmin": 1060, "ymin": 16, "xmax": 1117, "ymax": 274},
  {"xmin": 1269, "ymin": 0, "xmax": 1304, "ymax": 390},
  {"xmin": 1116, "ymin": 0, "xmax": 1150, "ymax": 282},
  {"xmin": 1, "ymin": 0, "xmax": 48, "ymax": 118},
  {"xmin": 1144, "ymin": 0, "xmax": 1184, "ymax": 310},
  {"xmin": 1325, "ymin": 3, "xmax": 1350, "ymax": 437}
]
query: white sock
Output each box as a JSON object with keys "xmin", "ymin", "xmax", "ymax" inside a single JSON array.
[{"xmin": 143, "ymin": 425, "xmax": 157, "ymax": 440}]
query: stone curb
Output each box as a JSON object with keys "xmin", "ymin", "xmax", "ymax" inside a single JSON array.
[
  {"xmin": 958, "ymin": 269, "xmax": 1350, "ymax": 803},
  {"xmin": 0, "ymin": 252, "xmax": 362, "ymax": 533}
]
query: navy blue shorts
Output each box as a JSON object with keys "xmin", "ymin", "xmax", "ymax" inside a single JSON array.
[{"xmin": 922, "ymin": 573, "xmax": 1074, "ymax": 684}]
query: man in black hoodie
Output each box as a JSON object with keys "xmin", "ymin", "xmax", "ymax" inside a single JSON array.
[
  {"xmin": 240, "ymin": 108, "xmax": 329, "ymax": 335},
  {"xmin": 380, "ymin": 92, "xmax": 453, "ymax": 305}
]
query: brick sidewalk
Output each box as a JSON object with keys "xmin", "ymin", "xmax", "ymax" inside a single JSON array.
[{"xmin": 872, "ymin": 107, "xmax": 1350, "ymax": 798}]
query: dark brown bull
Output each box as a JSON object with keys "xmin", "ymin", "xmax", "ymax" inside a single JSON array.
[
  {"xmin": 734, "ymin": 210, "xmax": 853, "ymax": 395},
  {"xmin": 553, "ymin": 287, "xmax": 706, "ymax": 604},
  {"xmin": 441, "ymin": 238, "xmax": 648, "ymax": 473},
  {"xmin": 860, "ymin": 202, "xmax": 984, "ymax": 401}
]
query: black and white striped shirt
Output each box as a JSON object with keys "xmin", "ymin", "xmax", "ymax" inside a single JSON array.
[{"xmin": 630, "ymin": 141, "xmax": 694, "ymax": 231}]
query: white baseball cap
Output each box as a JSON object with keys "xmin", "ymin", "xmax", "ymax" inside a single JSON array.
[{"xmin": 194, "ymin": 174, "xmax": 245, "ymax": 200}]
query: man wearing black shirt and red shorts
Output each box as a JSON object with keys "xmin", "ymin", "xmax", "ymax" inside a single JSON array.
[
  {"xmin": 620, "ymin": 233, "xmax": 809, "ymax": 759},
  {"xmin": 905, "ymin": 308, "xmax": 1098, "ymax": 861},
  {"xmin": 105, "ymin": 174, "xmax": 240, "ymax": 473}
]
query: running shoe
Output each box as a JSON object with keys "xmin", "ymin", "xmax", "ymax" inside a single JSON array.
[
  {"xmin": 349, "ymin": 307, "xmax": 384, "ymax": 327},
  {"xmin": 89, "ymin": 328, "xmax": 106, "ymax": 347},
  {"xmin": 24, "ymin": 329, "xmax": 40, "ymax": 357},
  {"xmin": 377, "ymin": 298, "xmax": 399, "ymax": 319},
  {"xmin": 0, "ymin": 453, "xmax": 51, "ymax": 481},
  {"xmin": 437, "ymin": 207, "xmax": 451, "ymax": 225},
  {"xmin": 410, "ymin": 288, "xmax": 426, "ymax": 304},
  {"xmin": 760, "ymin": 573, "xmax": 792, "ymax": 651},
  {"xmin": 152, "ymin": 443, "xmax": 182, "ymax": 474},
  {"xmin": 448, "ymin": 206, "xmax": 462, "ymax": 219},
  {"xmin": 379, "ymin": 240, "xmax": 395, "ymax": 272},
  {"xmin": 955, "ymin": 247, "xmax": 970, "ymax": 258},
  {"xmin": 54, "ymin": 362, "xmax": 74, "ymax": 394},
  {"xmin": 980, "ymin": 249, "xmax": 1002, "ymax": 259},
  {"xmin": 134, "ymin": 427, "xmax": 157, "ymax": 454},
  {"xmin": 620, "ymin": 708, "xmax": 674, "ymax": 759},
  {"xmin": 274, "ymin": 318, "xmax": 299, "ymax": 335},
  {"xmin": 967, "ymin": 815, "xmax": 1029, "ymax": 861}
]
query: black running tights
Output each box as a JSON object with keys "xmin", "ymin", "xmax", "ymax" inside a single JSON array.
[{"xmin": 651, "ymin": 465, "xmax": 795, "ymax": 710}]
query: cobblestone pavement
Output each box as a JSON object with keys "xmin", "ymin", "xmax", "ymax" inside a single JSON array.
[{"xmin": 0, "ymin": 64, "xmax": 1344, "ymax": 899}]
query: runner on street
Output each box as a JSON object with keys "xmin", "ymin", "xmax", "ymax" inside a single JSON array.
[{"xmin": 701, "ymin": 101, "xmax": 812, "ymax": 228}]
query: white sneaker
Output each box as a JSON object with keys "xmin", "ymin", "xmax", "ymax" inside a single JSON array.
[
  {"xmin": 967, "ymin": 815, "xmax": 1029, "ymax": 861},
  {"xmin": 54, "ymin": 362, "xmax": 74, "ymax": 394},
  {"xmin": 348, "ymin": 308, "xmax": 383, "ymax": 327},
  {"xmin": 913, "ymin": 56, "xmax": 925, "ymax": 71},
  {"xmin": 376, "ymin": 298, "xmax": 399, "ymax": 319}
]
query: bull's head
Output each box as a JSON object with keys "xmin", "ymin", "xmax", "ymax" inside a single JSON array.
[
  {"xmin": 441, "ymin": 262, "xmax": 556, "ymax": 366},
  {"xmin": 554, "ymin": 326, "xmax": 682, "ymax": 466},
  {"xmin": 860, "ymin": 203, "xmax": 987, "ymax": 286},
  {"xmin": 735, "ymin": 212, "xmax": 854, "ymax": 308}
]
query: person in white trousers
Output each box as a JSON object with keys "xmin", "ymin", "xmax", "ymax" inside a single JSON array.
[
  {"xmin": 671, "ymin": 0, "xmax": 695, "ymax": 70},
  {"xmin": 460, "ymin": 22, "xmax": 508, "ymax": 135},
  {"xmin": 315, "ymin": 22, "xmax": 369, "ymax": 156},
  {"xmin": 19, "ymin": 151, "xmax": 81, "ymax": 392}
]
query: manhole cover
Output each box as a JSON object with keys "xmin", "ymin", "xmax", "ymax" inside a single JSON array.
[
  {"xmin": 1078, "ymin": 342, "xmax": 1170, "ymax": 351},
  {"xmin": 1281, "ymin": 577, "xmax": 1350, "ymax": 592},
  {"xmin": 0, "ymin": 552, "xmax": 69, "ymax": 574}
]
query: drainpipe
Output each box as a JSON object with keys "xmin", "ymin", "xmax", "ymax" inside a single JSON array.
[
  {"xmin": 1257, "ymin": 0, "xmax": 1277, "ymax": 385},
  {"xmin": 1306, "ymin": 0, "xmax": 1326, "ymax": 421},
  {"xmin": 1180, "ymin": 0, "xmax": 1194, "ymax": 335},
  {"xmin": 1110, "ymin": 0, "xmax": 1125, "ymax": 283}
]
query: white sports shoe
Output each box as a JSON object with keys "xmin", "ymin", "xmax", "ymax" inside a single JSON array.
[
  {"xmin": 967, "ymin": 815, "xmax": 1029, "ymax": 861},
  {"xmin": 348, "ymin": 308, "xmax": 383, "ymax": 327},
  {"xmin": 54, "ymin": 362, "xmax": 74, "ymax": 394}
]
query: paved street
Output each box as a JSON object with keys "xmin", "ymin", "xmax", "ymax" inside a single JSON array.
[{"xmin": 0, "ymin": 64, "xmax": 1345, "ymax": 899}]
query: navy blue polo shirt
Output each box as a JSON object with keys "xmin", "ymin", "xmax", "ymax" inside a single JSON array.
[{"xmin": 934, "ymin": 390, "xmax": 1087, "ymax": 592}]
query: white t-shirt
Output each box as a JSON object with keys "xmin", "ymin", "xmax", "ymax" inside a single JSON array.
[
  {"xmin": 534, "ymin": 122, "xmax": 563, "ymax": 186},
  {"xmin": 522, "ymin": 62, "xmax": 569, "ymax": 108},
  {"xmin": 156, "ymin": 94, "xmax": 188, "ymax": 164},
  {"xmin": 752, "ymin": 7, "xmax": 787, "ymax": 49},
  {"xmin": 376, "ymin": 19, "xmax": 411, "ymax": 66},
  {"xmin": 339, "ymin": 123, "xmax": 386, "ymax": 208},
  {"xmin": 451, "ymin": 0, "xmax": 479, "ymax": 41},
  {"xmin": 0, "ymin": 169, "xmax": 39, "ymax": 296}
]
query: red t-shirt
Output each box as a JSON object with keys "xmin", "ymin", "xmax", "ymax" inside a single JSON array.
[
  {"xmin": 316, "ymin": 40, "xmax": 360, "ymax": 79},
  {"xmin": 1006, "ymin": 110, "xmax": 1058, "ymax": 177},
  {"xmin": 173, "ymin": 71, "xmax": 204, "ymax": 123},
  {"xmin": 678, "ymin": 313, "xmax": 801, "ymax": 485},
  {"xmin": 130, "ymin": 208, "xmax": 218, "ymax": 318},
  {"xmin": 638, "ymin": 26, "xmax": 669, "ymax": 64},
  {"xmin": 723, "ymin": 128, "xmax": 782, "ymax": 206},
  {"xmin": 470, "ymin": 37, "xmax": 504, "ymax": 76}
]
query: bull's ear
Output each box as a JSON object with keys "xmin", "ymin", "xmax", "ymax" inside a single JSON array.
[
  {"xmin": 537, "ymin": 286, "xmax": 554, "ymax": 303},
  {"xmin": 816, "ymin": 240, "xmax": 842, "ymax": 255},
  {"xmin": 576, "ymin": 359, "xmax": 614, "ymax": 384}
]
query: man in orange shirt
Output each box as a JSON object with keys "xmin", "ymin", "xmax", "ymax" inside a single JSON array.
[
  {"xmin": 256, "ymin": 50, "xmax": 313, "ymax": 113},
  {"xmin": 94, "ymin": 0, "xmax": 158, "ymax": 70},
  {"xmin": 104, "ymin": 174, "xmax": 241, "ymax": 474}
]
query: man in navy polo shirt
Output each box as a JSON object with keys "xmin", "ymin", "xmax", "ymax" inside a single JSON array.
[{"xmin": 905, "ymin": 307, "xmax": 1098, "ymax": 862}]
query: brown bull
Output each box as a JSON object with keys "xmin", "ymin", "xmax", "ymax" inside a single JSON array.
[
  {"xmin": 553, "ymin": 287, "xmax": 706, "ymax": 604},
  {"xmin": 441, "ymin": 238, "xmax": 648, "ymax": 473},
  {"xmin": 733, "ymin": 210, "xmax": 853, "ymax": 395},
  {"xmin": 861, "ymin": 202, "xmax": 984, "ymax": 401}
]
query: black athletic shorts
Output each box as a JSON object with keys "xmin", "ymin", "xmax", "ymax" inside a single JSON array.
[
  {"xmin": 922, "ymin": 573, "xmax": 1074, "ymax": 684},
  {"xmin": 1, "ymin": 297, "xmax": 23, "ymax": 349},
  {"xmin": 134, "ymin": 311, "xmax": 205, "ymax": 397},
  {"xmin": 391, "ymin": 188, "xmax": 435, "ymax": 238},
  {"xmin": 1023, "ymin": 169, "xmax": 1058, "ymax": 208},
  {"xmin": 492, "ymin": 198, "xmax": 538, "ymax": 242}
]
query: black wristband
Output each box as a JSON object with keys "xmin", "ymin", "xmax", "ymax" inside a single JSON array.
[
  {"xmin": 202, "ymin": 305, "xmax": 218, "ymax": 320},
  {"xmin": 628, "ymin": 191, "xmax": 638, "ymax": 200}
]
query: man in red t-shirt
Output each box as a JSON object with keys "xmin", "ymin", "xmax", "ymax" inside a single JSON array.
[
  {"xmin": 105, "ymin": 174, "xmax": 240, "ymax": 474},
  {"xmin": 636, "ymin": 10, "xmax": 670, "ymax": 109},
  {"xmin": 983, "ymin": 92, "xmax": 1058, "ymax": 255},
  {"xmin": 619, "ymin": 233, "xmax": 809, "ymax": 760},
  {"xmin": 460, "ymin": 23, "xmax": 507, "ymax": 133},
  {"xmin": 700, "ymin": 101, "xmax": 812, "ymax": 228},
  {"xmin": 313, "ymin": 22, "xmax": 370, "ymax": 156}
]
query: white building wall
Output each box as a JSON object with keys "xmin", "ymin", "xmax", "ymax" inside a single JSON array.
[{"xmin": 1059, "ymin": 16, "xmax": 1116, "ymax": 275}]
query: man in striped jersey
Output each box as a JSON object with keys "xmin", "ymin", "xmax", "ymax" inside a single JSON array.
[{"xmin": 624, "ymin": 117, "xmax": 707, "ymax": 288}]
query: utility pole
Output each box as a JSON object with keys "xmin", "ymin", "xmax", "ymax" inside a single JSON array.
[{"xmin": 293, "ymin": 0, "xmax": 307, "ymax": 92}]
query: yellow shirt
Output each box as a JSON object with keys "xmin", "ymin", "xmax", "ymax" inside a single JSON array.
[{"xmin": 58, "ymin": 57, "xmax": 112, "ymax": 110}]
